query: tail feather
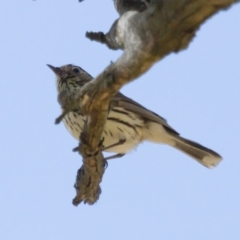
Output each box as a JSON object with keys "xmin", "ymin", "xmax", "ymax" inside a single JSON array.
[
  {"xmin": 142, "ymin": 122, "xmax": 222, "ymax": 168},
  {"xmin": 172, "ymin": 136, "xmax": 222, "ymax": 168}
]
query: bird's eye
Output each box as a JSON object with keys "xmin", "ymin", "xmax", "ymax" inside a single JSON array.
[{"xmin": 73, "ymin": 68, "xmax": 80, "ymax": 73}]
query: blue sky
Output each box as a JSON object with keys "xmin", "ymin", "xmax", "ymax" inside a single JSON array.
[{"xmin": 1, "ymin": 1, "xmax": 240, "ymax": 240}]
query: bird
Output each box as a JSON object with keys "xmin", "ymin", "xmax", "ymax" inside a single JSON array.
[{"xmin": 47, "ymin": 64, "xmax": 222, "ymax": 168}]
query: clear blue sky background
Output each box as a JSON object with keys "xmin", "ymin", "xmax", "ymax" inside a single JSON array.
[{"xmin": 1, "ymin": 1, "xmax": 240, "ymax": 240}]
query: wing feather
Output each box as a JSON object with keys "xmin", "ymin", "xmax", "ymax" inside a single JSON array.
[{"xmin": 112, "ymin": 92, "xmax": 179, "ymax": 135}]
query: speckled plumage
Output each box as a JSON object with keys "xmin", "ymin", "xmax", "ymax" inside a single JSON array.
[{"xmin": 48, "ymin": 64, "xmax": 222, "ymax": 168}]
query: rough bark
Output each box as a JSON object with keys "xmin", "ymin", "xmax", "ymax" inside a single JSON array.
[{"xmin": 59, "ymin": 0, "xmax": 238, "ymax": 205}]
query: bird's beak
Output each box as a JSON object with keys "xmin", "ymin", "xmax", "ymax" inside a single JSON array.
[{"xmin": 47, "ymin": 64, "xmax": 61, "ymax": 76}]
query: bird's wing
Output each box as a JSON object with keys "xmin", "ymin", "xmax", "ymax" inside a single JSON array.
[{"xmin": 112, "ymin": 92, "xmax": 179, "ymax": 135}]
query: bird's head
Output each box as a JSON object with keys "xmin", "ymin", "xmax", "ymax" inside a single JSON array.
[{"xmin": 47, "ymin": 64, "xmax": 93, "ymax": 92}]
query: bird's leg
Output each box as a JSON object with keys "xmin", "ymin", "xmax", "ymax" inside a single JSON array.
[
  {"xmin": 102, "ymin": 139, "xmax": 126, "ymax": 161},
  {"xmin": 102, "ymin": 138, "xmax": 126, "ymax": 151},
  {"xmin": 72, "ymin": 137, "xmax": 105, "ymax": 152},
  {"xmin": 72, "ymin": 138, "xmax": 126, "ymax": 161},
  {"xmin": 104, "ymin": 153, "xmax": 125, "ymax": 161}
]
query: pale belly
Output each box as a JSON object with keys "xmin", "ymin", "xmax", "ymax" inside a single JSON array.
[{"xmin": 63, "ymin": 108, "xmax": 145, "ymax": 154}]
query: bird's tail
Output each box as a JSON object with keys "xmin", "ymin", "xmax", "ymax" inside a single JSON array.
[
  {"xmin": 143, "ymin": 122, "xmax": 222, "ymax": 168},
  {"xmin": 170, "ymin": 135, "xmax": 222, "ymax": 168}
]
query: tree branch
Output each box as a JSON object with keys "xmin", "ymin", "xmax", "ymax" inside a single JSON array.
[{"xmin": 58, "ymin": 0, "xmax": 238, "ymax": 205}]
